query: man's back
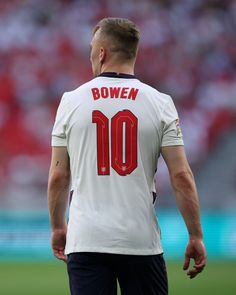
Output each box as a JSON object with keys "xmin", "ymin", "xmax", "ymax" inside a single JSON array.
[
  {"xmin": 52, "ymin": 72, "xmax": 183, "ymax": 255},
  {"xmin": 48, "ymin": 18, "xmax": 206, "ymax": 295}
]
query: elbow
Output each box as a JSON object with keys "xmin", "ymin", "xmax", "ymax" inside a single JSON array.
[
  {"xmin": 171, "ymin": 169, "xmax": 195, "ymax": 193},
  {"xmin": 48, "ymin": 170, "xmax": 70, "ymax": 190}
]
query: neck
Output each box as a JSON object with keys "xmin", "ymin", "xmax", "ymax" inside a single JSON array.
[{"xmin": 100, "ymin": 62, "xmax": 135, "ymax": 76}]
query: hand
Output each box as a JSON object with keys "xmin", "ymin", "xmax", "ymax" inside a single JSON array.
[
  {"xmin": 51, "ymin": 228, "xmax": 67, "ymax": 263},
  {"xmin": 183, "ymin": 237, "xmax": 206, "ymax": 279}
]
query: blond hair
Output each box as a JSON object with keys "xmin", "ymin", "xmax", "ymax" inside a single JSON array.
[{"xmin": 93, "ymin": 17, "xmax": 140, "ymax": 60}]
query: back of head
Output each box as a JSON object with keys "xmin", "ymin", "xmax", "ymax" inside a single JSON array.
[{"xmin": 93, "ymin": 17, "xmax": 140, "ymax": 61}]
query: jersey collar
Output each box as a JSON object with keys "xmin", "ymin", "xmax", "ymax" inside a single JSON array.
[{"xmin": 98, "ymin": 72, "xmax": 136, "ymax": 79}]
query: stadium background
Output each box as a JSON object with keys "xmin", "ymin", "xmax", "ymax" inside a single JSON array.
[{"xmin": 0, "ymin": 0, "xmax": 235, "ymax": 294}]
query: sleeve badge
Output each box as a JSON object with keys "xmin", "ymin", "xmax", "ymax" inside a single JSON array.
[{"xmin": 175, "ymin": 119, "xmax": 183, "ymax": 137}]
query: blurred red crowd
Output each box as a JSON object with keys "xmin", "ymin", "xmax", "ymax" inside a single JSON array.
[{"xmin": 0, "ymin": 0, "xmax": 235, "ymax": 206}]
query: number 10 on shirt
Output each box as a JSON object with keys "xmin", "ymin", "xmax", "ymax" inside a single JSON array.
[{"xmin": 92, "ymin": 110, "xmax": 138, "ymax": 176}]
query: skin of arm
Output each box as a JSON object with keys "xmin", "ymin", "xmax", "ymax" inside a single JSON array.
[
  {"xmin": 47, "ymin": 147, "xmax": 70, "ymax": 262},
  {"xmin": 161, "ymin": 146, "xmax": 207, "ymax": 279}
]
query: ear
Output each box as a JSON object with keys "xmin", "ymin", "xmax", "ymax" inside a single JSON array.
[{"xmin": 99, "ymin": 47, "xmax": 106, "ymax": 64}]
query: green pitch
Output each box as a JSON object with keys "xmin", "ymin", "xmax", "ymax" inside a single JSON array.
[{"xmin": 0, "ymin": 260, "xmax": 235, "ymax": 295}]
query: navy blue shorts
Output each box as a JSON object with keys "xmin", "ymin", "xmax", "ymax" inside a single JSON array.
[{"xmin": 67, "ymin": 252, "xmax": 168, "ymax": 295}]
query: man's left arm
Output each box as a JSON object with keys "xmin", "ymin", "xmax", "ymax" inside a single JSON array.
[{"xmin": 48, "ymin": 147, "xmax": 70, "ymax": 262}]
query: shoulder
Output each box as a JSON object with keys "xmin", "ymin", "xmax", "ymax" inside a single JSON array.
[
  {"xmin": 62, "ymin": 79, "xmax": 97, "ymax": 102},
  {"xmin": 138, "ymin": 81, "xmax": 173, "ymax": 105}
]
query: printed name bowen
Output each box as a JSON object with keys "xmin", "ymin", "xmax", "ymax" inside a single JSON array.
[{"xmin": 92, "ymin": 87, "xmax": 139, "ymax": 101}]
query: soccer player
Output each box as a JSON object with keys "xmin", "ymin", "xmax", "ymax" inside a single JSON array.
[{"xmin": 48, "ymin": 17, "xmax": 206, "ymax": 295}]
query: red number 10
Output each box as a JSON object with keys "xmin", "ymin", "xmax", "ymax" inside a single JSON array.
[{"xmin": 92, "ymin": 110, "xmax": 138, "ymax": 176}]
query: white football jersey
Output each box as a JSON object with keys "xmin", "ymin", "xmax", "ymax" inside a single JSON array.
[{"xmin": 51, "ymin": 73, "xmax": 184, "ymax": 255}]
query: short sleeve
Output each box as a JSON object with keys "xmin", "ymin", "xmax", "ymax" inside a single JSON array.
[
  {"xmin": 51, "ymin": 94, "xmax": 68, "ymax": 147},
  {"xmin": 161, "ymin": 96, "xmax": 184, "ymax": 147}
]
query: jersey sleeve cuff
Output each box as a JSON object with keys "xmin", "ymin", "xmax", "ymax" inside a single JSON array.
[
  {"xmin": 51, "ymin": 136, "xmax": 67, "ymax": 147},
  {"xmin": 161, "ymin": 139, "xmax": 184, "ymax": 147}
]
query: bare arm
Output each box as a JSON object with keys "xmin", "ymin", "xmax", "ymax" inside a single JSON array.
[
  {"xmin": 161, "ymin": 146, "xmax": 206, "ymax": 278},
  {"xmin": 47, "ymin": 147, "xmax": 70, "ymax": 262}
]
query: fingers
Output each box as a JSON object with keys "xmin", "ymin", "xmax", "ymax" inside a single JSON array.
[
  {"xmin": 53, "ymin": 249, "xmax": 68, "ymax": 263},
  {"xmin": 187, "ymin": 265, "xmax": 203, "ymax": 279},
  {"xmin": 186, "ymin": 260, "xmax": 206, "ymax": 279},
  {"xmin": 183, "ymin": 256, "xmax": 190, "ymax": 270},
  {"xmin": 51, "ymin": 229, "xmax": 67, "ymax": 263},
  {"xmin": 183, "ymin": 238, "xmax": 207, "ymax": 279},
  {"xmin": 187, "ymin": 268, "xmax": 199, "ymax": 279}
]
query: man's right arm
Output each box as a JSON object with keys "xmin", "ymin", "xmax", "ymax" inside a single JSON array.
[{"xmin": 161, "ymin": 145, "xmax": 207, "ymax": 279}]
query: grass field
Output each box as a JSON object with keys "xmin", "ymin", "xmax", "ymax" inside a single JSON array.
[{"xmin": 0, "ymin": 260, "xmax": 235, "ymax": 295}]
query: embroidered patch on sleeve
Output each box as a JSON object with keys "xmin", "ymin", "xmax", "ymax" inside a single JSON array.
[{"xmin": 175, "ymin": 119, "xmax": 183, "ymax": 137}]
